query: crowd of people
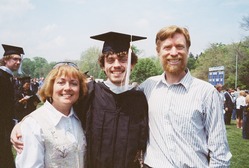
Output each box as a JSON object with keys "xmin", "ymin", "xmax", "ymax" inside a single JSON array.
[
  {"xmin": 3, "ymin": 25, "xmax": 249, "ymax": 167},
  {"xmin": 215, "ymin": 84, "xmax": 249, "ymax": 140}
]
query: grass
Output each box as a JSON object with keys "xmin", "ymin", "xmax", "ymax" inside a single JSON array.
[
  {"xmin": 226, "ymin": 120, "xmax": 249, "ymax": 167},
  {"xmin": 12, "ymin": 120, "xmax": 248, "ymax": 167}
]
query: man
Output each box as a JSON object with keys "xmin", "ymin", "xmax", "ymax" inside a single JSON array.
[
  {"xmin": 224, "ymin": 88, "xmax": 235, "ymax": 125},
  {"xmin": 215, "ymin": 83, "xmax": 225, "ymax": 111},
  {"xmin": 139, "ymin": 25, "xmax": 231, "ymax": 167},
  {"xmin": 0, "ymin": 44, "xmax": 24, "ymax": 167},
  {"xmin": 80, "ymin": 32, "xmax": 149, "ymax": 168}
]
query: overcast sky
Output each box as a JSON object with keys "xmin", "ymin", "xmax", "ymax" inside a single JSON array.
[{"xmin": 0, "ymin": 0, "xmax": 249, "ymax": 62}]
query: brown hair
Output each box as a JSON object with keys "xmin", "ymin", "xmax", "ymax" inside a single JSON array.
[
  {"xmin": 38, "ymin": 65, "xmax": 87, "ymax": 103},
  {"xmin": 155, "ymin": 25, "xmax": 191, "ymax": 53},
  {"xmin": 98, "ymin": 51, "xmax": 138, "ymax": 68},
  {"xmin": 0, "ymin": 55, "xmax": 14, "ymax": 66}
]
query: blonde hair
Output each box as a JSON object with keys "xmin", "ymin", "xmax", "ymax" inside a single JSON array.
[
  {"xmin": 38, "ymin": 65, "xmax": 87, "ymax": 103},
  {"xmin": 239, "ymin": 91, "xmax": 246, "ymax": 96}
]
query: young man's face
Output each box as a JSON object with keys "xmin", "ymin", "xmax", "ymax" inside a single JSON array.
[
  {"xmin": 103, "ymin": 53, "xmax": 133, "ymax": 86},
  {"xmin": 157, "ymin": 33, "xmax": 189, "ymax": 75},
  {"xmin": 5, "ymin": 54, "xmax": 22, "ymax": 71}
]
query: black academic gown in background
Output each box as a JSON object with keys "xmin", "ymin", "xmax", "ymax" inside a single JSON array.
[
  {"xmin": 14, "ymin": 88, "xmax": 40, "ymax": 121},
  {"xmin": 0, "ymin": 69, "xmax": 16, "ymax": 168},
  {"xmin": 83, "ymin": 81, "xmax": 148, "ymax": 168}
]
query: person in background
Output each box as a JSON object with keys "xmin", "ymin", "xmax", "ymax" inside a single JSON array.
[
  {"xmin": 215, "ymin": 83, "xmax": 225, "ymax": 110},
  {"xmin": 0, "ymin": 44, "xmax": 24, "ymax": 168},
  {"xmin": 139, "ymin": 25, "xmax": 231, "ymax": 168},
  {"xmin": 14, "ymin": 77, "xmax": 40, "ymax": 122},
  {"xmin": 15, "ymin": 62, "xmax": 87, "ymax": 167},
  {"xmin": 243, "ymin": 95, "xmax": 249, "ymax": 139},
  {"xmin": 215, "ymin": 84, "xmax": 224, "ymax": 99},
  {"xmin": 224, "ymin": 88, "xmax": 235, "ymax": 125},
  {"xmin": 236, "ymin": 91, "xmax": 246, "ymax": 129},
  {"xmin": 31, "ymin": 78, "xmax": 40, "ymax": 94}
]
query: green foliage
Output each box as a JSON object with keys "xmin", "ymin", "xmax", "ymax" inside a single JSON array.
[
  {"xmin": 79, "ymin": 47, "xmax": 102, "ymax": 79},
  {"xmin": 191, "ymin": 40, "xmax": 249, "ymax": 89},
  {"xmin": 130, "ymin": 58, "xmax": 161, "ymax": 84},
  {"xmin": 187, "ymin": 52, "xmax": 197, "ymax": 71},
  {"xmin": 20, "ymin": 57, "xmax": 51, "ymax": 78}
]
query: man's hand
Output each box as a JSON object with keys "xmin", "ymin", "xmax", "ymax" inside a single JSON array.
[{"xmin": 10, "ymin": 122, "xmax": 23, "ymax": 154}]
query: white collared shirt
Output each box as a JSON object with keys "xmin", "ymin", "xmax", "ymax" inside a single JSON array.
[
  {"xmin": 0, "ymin": 66, "xmax": 13, "ymax": 75},
  {"xmin": 15, "ymin": 101, "xmax": 86, "ymax": 168},
  {"xmin": 139, "ymin": 71, "xmax": 231, "ymax": 168},
  {"xmin": 104, "ymin": 79, "xmax": 134, "ymax": 94}
]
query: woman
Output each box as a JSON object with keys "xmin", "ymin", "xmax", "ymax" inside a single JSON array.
[
  {"xmin": 15, "ymin": 62, "xmax": 87, "ymax": 168},
  {"xmin": 236, "ymin": 91, "xmax": 246, "ymax": 129}
]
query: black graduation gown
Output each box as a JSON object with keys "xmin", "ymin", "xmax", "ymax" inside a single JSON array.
[
  {"xmin": 0, "ymin": 69, "xmax": 16, "ymax": 167},
  {"xmin": 14, "ymin": 88, "xmax": 40, "ymax": 121},
  {"xmin": 85, "ymin": 81, "xmax": 148, "ymax": 168}
]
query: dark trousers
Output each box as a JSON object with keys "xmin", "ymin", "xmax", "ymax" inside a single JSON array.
[
  {"xmin": 224, "ymin": 110, "xmax": 232, "ymax": 125},
  {"xmin": 242, "ymin": 112, "xmax": 249, "ymax": 139}
]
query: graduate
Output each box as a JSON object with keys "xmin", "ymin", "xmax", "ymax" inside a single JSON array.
[
  {"xmin": 84, "ymin": 32, "xmax": 149, "ymax": 168},
  {"xmin": 0, "ymin": 44, "xmax": 24, "ymax": 167}
]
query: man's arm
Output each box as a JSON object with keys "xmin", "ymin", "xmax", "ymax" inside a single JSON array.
[
  {"xmin": 10, "ymin": 122, "xmax": 23, "ymax": 154},
  {"xmin": 205, "ymin": 90, "xmax": 232, "ymax": 167}
]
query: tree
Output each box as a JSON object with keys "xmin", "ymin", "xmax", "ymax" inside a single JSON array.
[
  {"xmin": 187, "ymin": 52, "xmax": 197, "ymax": 71},
  {"xmin": 130, "ymin": 58, "xmax": 160, "ymax": 83},
  {"xmin": 192, "ymin": 43, "xmax": 229, "ymax": 81},
  {"xmin": 19, "ymin": 57, "xmax": 51, "ymax": 78},
  {"xmin": 19, "ymin": 58, "xmax": 35, "ymax": 77},
  {"xmin": 191, "ymin": 39, "xmax": 249, "ymax": 89},
  {"xmin": 79, "ymin": 47, "xmax": 102, "ymax": 79},
  {"xmin": 32, "ymin": 57, "xmax": 50, "ymax": 78}
]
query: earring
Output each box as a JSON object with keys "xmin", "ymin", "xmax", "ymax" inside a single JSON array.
[{"xmin": 48, "ymin": 97, "xmax": 53, "ymax": 103}]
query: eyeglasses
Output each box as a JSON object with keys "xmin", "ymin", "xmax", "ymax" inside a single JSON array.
[
  {"xmin": 53, "ymin": 62, "xmax": 79, "ymax": 70},
  {"xmin": 11, "ymin": 57, "xmax": 22, "ymax": 62}
]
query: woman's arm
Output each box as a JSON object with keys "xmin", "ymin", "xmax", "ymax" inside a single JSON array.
[{"xmin": 15, "ymin": 117, "xmax": 45, "ymax": 168}]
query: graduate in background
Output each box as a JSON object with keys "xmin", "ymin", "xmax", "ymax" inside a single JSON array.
[
  {"xmin": 0, "ymin": 44, "xmax": 24, "ymax": 168},
  {"xmin": 14, "ymin": 76, "xmax": 40, "ymax": 122}
]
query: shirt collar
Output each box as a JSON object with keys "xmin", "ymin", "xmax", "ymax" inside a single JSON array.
[
  {"xmin": 0, "ymin": 66, "xmax": 13, "ymax": 75},
  {"xmin": 43, "ymin": 101, "xmax": 79, "ymax": 126},
  {"xmin": 157, "ymin": 69, "xmax": 193, "ymax": 91},
  {"xmin": 104, "ymin": 79, "xmax": 134, "ymax": 94}
]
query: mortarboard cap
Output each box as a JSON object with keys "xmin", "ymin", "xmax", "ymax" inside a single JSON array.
[
  {"xmin": 90, "ymin": 31, "xmax": 146, "ymax": 53},
  {"xmin": 84, "ymin": 71, "xmax": 90, "ymax": 78},
  {"xmin": 2, "ymin": 44, "xmax": 24, "ymax": 56},
  {"xmin": 18, "ymin": 76, "xmax": 31, "ymax": 85}
]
